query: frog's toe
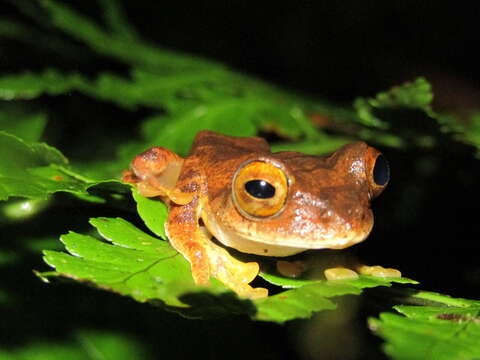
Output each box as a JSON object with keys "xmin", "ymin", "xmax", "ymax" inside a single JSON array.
[
  {"xmin": 219, "ymin": 276, "xmax": 268, "ymax": 299},
  {"xmin": 238, "ymin": 286, "xmax": 268, "ymax": 299},
  {"xmin": 357, "ymin": 265, "xmax": 402, "ymax": 278},
  {"xmin": 324, "ymin": 267, "xmax": 359, "ymax": 280},
  {"xmin": 213, "ymin": 258, "xmax": 265, "ymax": 298},
  {"xmin": 238, "ymin": 261, "xmax": 260, "ymax": 284}
]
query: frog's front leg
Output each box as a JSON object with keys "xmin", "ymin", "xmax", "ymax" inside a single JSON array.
[
  {"xmin": 166, "ymin": 200, "xmax": 212, "ymax": 285},
  {"xmin": 125, "ymin": 151, "xmax": 268, "ymax": 299},
  {"xmin": 167, "ymin": 157, "xmax": 267, "ymax": 298},
  {"xmin": 122, "ymin": 146, "xmax": 194, "ymax": 205},
  {"xmin": 166, "ymin": 198, "xmax": 268, "ymax": 299}
]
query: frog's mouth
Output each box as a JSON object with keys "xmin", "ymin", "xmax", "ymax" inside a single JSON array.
[
  {"xmin": 203, "ymin": 212, "xmax": 372, "ymax": 257},
  {"xmin": 221, "ymin": 230, "xmax": 369, "ymax": 257}
]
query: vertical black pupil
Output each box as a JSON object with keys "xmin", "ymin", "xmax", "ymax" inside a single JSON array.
[
  {"xmin": 373, "ymin": 154, "xmax": 390, "ymax": 186},
  {"xmin": 245, "ymin": 180, "xmax": 275, "ymax": 199}
]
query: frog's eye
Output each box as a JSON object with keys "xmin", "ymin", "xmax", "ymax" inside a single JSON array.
[
  {"xmin": 367, "ymin": 150, "xmax": 389, "ymax": 198},
  {"xmin": 373, "ymin": 154, "xmax": 389, "ymax": 186},
  {"xmin": 233, "ymin": 161, "xmax": 288, "ymax": 218},
  {"xmin": 244, "ymin": 180, "xmax": 276, "ymax": 198}
]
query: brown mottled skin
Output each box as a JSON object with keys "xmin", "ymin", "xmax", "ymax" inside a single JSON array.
[{"xmin": 122, "ymin": 130, "xmax": 389, "ymax": 298}]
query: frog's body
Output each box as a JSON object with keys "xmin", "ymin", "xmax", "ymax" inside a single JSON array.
[{"xmin": 123, "ymin": 130, "xmax": 394, "ymax": 298}]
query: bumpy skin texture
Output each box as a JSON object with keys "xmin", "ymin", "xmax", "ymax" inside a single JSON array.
[{"xmin": 123, "ymin": 130, "xmax": 388, "ymax": 298}]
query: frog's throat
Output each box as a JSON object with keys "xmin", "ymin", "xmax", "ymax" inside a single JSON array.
[{"xmin": 202, "ymin": 212, "xmax": 371, "ymax": 257}]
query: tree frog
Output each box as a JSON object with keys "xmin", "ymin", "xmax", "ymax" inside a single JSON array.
[{"xmin": 122, "ymin": 130, "xmax": 398, "ymax": 299}]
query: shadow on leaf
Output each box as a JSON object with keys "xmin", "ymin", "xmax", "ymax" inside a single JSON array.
[{"xmin": 162, "ymin": 291, "xmax": 256, "ymax": 320}]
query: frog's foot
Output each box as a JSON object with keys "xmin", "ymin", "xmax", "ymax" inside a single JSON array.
[
  {"xmin": 204, "ymin": 243, "xmax": 268, "ymax": 299},
  {"xmin": 183, "ymin": 243, "xmax": 268, "ymax": 298},
  {"xmin": 169, "ymin": 228, "xmax": 266, "ymax": 298},
  {"xmin": 324, "ymin": 267, "xmax": 359, "ymax": 280},
  {"xmin": 123, "ymin": 147, "xmax": 195, "ymax": 204},
  {"xmin": 167, "ymin": 206, "xmax": 267, "ymax": 298},
  {"xmin": 194, "ymin": 226, "xmax": 267, "ymax": 299},
  {"xmin": 357, "ymin": 265, "xmax": 402, "ymax": 278},
  {"xmin": 217, "ymin": 259, "xmax": 268, "ymax": 299}
]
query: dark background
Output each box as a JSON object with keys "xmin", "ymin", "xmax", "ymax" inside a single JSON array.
[{"xmin": 2, "ymin": 1, "xmax": 480, "ymax": 359}]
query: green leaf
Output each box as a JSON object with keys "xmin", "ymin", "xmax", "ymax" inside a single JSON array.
[
  {"xmin": 445, "ymin": 111, "xmax": 480, "ymax": 153},
  {"xmin": 0, "ymin": 131, "xmax": 65, "ymax": 200},
  {"xmin": 117, "ymin": 99, "xmax": 326, "ymax": 163},
  {"xmin": 0, "ymin": 131, "xmax": 124, "ymax": 201},
  {"xmin": 0, "ymin": 330, "xmax": 150, "ymax": 360},
  {"xmin": 252, "ymin": 276, "xmax": 413, "ymax": 323},
  {"xmin": 78, "ymin": 69, "xmax": 325, "ymax": 144},
  {"xmin": 131, "ymin": 187, "xmax": 168, "ymax": 238},
  {"xmin": 354, "ymin": 77, "xmax": 434, "ymax": 129},
  {"xmin": 18, "ymin": 0, "xmax": 346, "ymax": 145},
  {"xmin": 41, "ymin": 215, "xmax": 417, "ymax": 323},
  {"xmin": 99, "ymin": 0, "xmax": 139, "ymax": 40},
  {"xmin": 259, "ymin": 271, "xmax": 416, "ymax": 289},
  {"xmin": 357, "ymin": 128, "xmax": 406, "ymax": 149},
  {"xmin": 41, "ymin": 0, "xmax": 218, "ymax": 71},
  {"xmin": 352, "ymin": 77, "xmax": 480, "ymax": 153},
  {"xmin": 254, "ymin": 283, "xmax": 340, "ymax": 322},
  {"xmin": 0, "ymin": 1, "xmax": 353, "ymax": 170},
  {"xmin": 0, "ymin": 68, "xmax": 348, "ymax": 162},
  {"xmin": 370, "ymin": 291, "xmax": 480, "ymax": 360},
  {"xmin": 256, "ymin": 273, "xmax": 417, "ymax": 323},
  {"xmin": 270, "ymin": 137, "xmax": 351, "ymax": 155},
  {"xmin": 0, "ymin": 70, "xmax": 86, "ymax": 100},
  {"xmin": 42, "ymin": 217, "xmax": 228, "ymax": 310},
  {"xmin": 133, "ymin": 102, "xmax": 258, "ymax": 156},
  {"xmin": 0, "ymin": 198, "xmax": 50, "ymax": 222},
  {"xmin": 0, "ymin": 108, "xmax": 47, "ymax": 142}
]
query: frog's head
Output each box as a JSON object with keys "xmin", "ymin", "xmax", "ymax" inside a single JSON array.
[{"xmin": 203, "ymin": 142, "xmax": 389, "ymax": 256}]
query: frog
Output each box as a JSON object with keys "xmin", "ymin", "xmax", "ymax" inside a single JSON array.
[{"xmin": 122, "ymin": 130, "xmax": 398, "ymax": 299}]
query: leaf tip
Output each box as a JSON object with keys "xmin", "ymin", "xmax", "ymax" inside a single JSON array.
[{"xmin": 33, "ymin": 269, "xmax": 51, "ymax": 283}]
